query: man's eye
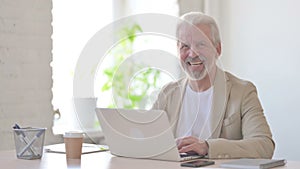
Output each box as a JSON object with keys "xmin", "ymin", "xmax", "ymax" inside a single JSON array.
[
  {"xmin": 197, "ymin": 41, "xmax": 207, "ymax": 48},
  {"xmin": 180, "ymin": 44, "xmax": 189, "ymax": 50}
]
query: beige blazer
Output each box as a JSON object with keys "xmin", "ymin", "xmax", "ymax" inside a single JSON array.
[{"xmin": 152, "ymin": 68, "xmax": 275, "ymax": 159}]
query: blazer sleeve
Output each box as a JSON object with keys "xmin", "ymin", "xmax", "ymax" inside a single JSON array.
[{"xmin": 207, "ymin": 82, "xmax": 275, "ymax": 159}]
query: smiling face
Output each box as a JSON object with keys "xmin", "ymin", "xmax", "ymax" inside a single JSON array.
[{"xmin": 178, "ymin": 24, "xmax": 220, "ymax": 81}]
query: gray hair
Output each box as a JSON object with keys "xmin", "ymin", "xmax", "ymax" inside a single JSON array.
[{"xmin": 176, "ymin": 12, "xmax": 221, "ymax": 47}]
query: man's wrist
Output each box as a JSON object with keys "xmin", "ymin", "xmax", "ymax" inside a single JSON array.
[{"xmin": 204, "ymin": 140, "xmax": 209, "ymax": 156}]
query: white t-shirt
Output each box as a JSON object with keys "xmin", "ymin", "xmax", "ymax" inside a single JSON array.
[{"xmin": 176, "ymin": 84, "xmax": 214, "ymax": 139}]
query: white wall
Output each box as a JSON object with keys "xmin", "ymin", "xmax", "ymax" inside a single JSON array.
[
  {"xmin": 217, "ymin": 0, "xmax": 300, "ymax": 160},
  {"xmin": 0, "ymin": 0, "xmax": 62, "ymax": 150}
]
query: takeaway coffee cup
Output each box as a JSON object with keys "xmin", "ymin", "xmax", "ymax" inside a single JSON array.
[{"xmin": 64, "ymin": 131, "xmax": 84, "ymax": 159}]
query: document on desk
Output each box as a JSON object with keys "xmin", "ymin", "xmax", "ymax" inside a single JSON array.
[
  {"xmin": 45, "ymin": 143, "xmax": 109, "ymax": 154},
  {"xmin": 220, "ymin": 158, "xmax": 286, "ymax": 169}
]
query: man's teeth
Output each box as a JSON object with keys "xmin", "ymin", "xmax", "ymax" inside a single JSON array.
[{"xmin": 189, "ymin": 61, "xmax": 203, "ymax": 65}]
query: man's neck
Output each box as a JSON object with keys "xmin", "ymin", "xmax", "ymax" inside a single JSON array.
[{"xmin": 189, "ymin": 67, "xmax": 217, "ymax": 92}]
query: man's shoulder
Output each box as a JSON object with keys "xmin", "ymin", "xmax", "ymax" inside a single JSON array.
[
  {"xmin": 224, "ymin": 71, "xmax": 256, "ymax": 89},
  {"xmin": 161, "ymin": 77, "xmax": 187, "ymax": 92}
]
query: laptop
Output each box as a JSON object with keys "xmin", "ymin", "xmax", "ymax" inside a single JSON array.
[{"xmin": 95, "ymin": 108, "xmax": 203, "ymax": 162}]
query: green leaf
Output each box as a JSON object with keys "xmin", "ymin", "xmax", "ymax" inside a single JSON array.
[{"xmin": 101, "ymin": 82, "xmax": 111, "ymax": 91}]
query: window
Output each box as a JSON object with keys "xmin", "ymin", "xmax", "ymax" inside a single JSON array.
[
  {"xmin": 51, "ymin": 0, "xmax": 113, "ymax": 134},
  {"xmin": 52, "ymin": 0, "xmax": 180, "ymax": 143}
]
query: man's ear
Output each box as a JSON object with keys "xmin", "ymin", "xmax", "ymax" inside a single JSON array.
[{"xmin": 216, "ymin": 42, "xmax": 222, "ymax": 57}]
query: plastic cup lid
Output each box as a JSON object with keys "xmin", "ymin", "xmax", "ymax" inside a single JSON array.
[{"xmin": 64, "ymin": 131, "xmax": 84, "ymax": 138}]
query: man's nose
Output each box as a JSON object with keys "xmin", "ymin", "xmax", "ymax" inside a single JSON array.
[{"xmin": 188, "ymin": 48, "xmax": 198, "ymax": 58}]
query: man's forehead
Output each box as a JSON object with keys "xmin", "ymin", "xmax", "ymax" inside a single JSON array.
[{"xmin": 177, "ymin": 24, "xmax": 211, "ymax": 43}]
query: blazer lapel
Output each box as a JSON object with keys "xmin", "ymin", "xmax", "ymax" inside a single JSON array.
[
  {"xmin": 209, "ymin": 68, "xmax": 231, "ymax": 138},
  {"xmin": 171, "ymin": 78, "xmax": 189, "ymax": 134}
]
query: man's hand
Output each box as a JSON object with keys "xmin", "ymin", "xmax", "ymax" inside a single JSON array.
[{"xmin": 176, "ymin": 136, "xmax": 209, "ymax": 156}]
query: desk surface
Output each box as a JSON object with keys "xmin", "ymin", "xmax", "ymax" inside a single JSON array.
[{"xmin": 0, "ymin": 149, "xmax": 296, "ymax": 169}]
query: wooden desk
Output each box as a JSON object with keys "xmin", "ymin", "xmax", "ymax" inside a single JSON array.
[{"xmin": 0, "ymin": 150, "xmax": 296, "ymax": 169}]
